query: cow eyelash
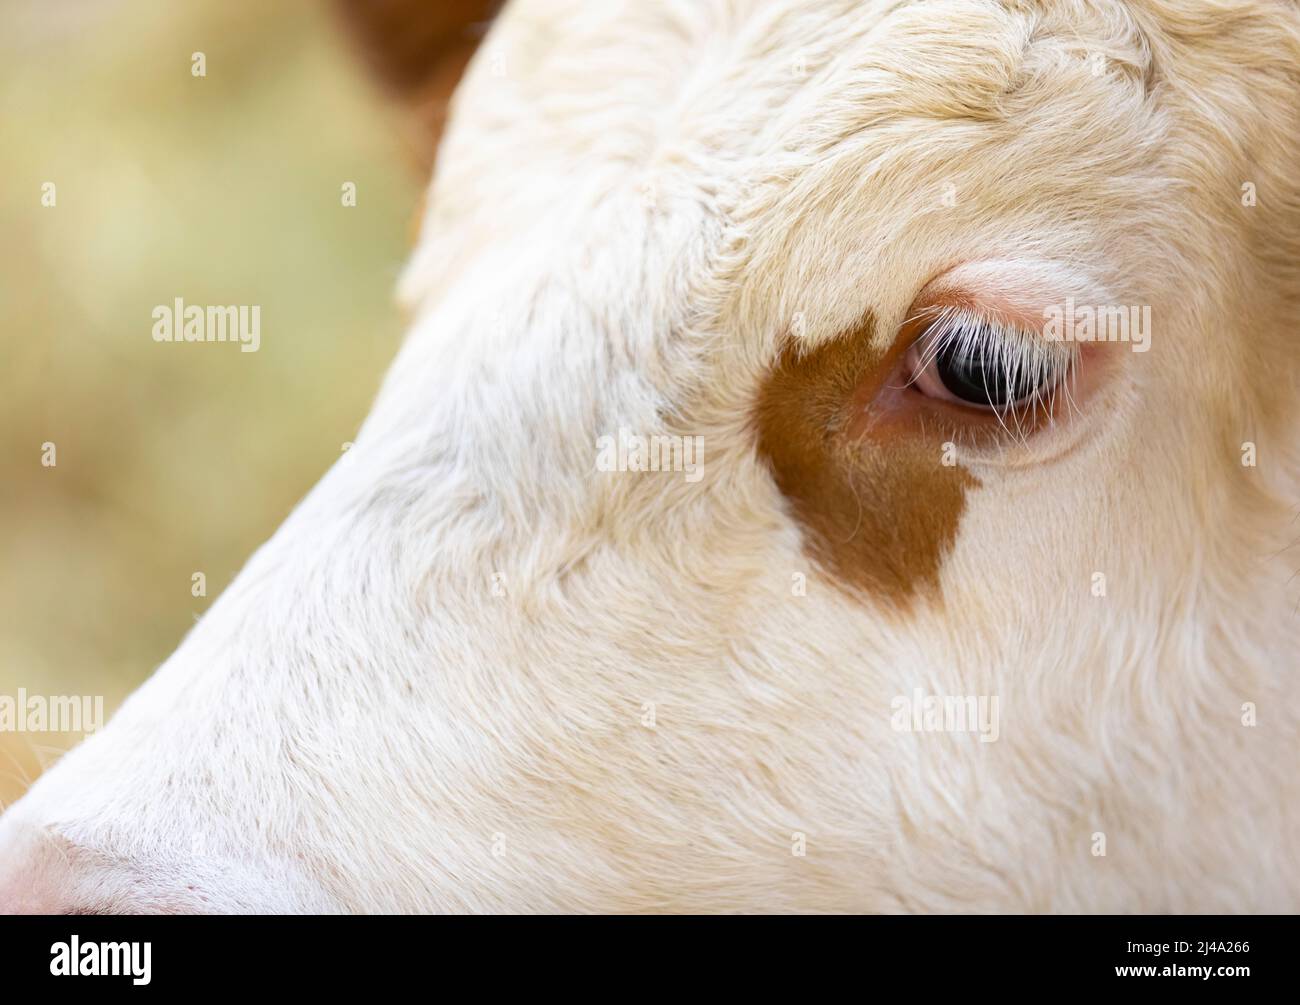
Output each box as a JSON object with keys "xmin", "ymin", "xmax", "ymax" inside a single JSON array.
[{"xmin": 903, "ymin": 305, "xmax": 1080, "ymax": 426}]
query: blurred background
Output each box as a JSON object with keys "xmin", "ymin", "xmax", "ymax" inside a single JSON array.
[{"xmin": 0, "ymin": 0, "xmax": 428, "ymax": 807}]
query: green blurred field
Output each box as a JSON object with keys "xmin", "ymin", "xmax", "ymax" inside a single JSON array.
[{"xmin": 0, "ymin": 1, "xmax": 422, "ymax": 807}]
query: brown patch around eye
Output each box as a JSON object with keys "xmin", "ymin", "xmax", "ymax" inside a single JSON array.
[{"xmin": 754, "ymin": 313, "xmax": 976, "ymax": 608}]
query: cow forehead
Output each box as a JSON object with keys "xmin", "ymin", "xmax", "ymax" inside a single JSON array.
[
  {"xmin": 412, "ymin": 0, "xmax": 1160, "ymax": 310},
  {"xmin": 439, "ymin": 0, "xmax": 1151, "ymax": 165}
]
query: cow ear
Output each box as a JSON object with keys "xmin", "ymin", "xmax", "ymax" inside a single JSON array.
[{"xmin": 332, "ymin": 0, "xmax": 500, "ymax": 168}]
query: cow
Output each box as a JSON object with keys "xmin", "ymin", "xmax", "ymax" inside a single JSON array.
[{"xmin": 2, "ymin": 0, "xmax": 1298, "ymax": 913}]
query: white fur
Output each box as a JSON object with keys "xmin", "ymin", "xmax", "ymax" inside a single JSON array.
[{"xmin": 2, "ymin": 0, "xmax": 1299, "ymax": 913}]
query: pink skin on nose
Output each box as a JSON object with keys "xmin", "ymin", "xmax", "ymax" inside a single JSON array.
[
  {"xmin": 0, "ymin": 813, "xmax": 329, "ymax": 914},
  {"xmin": 0, "ymin": 821, "xmax": 197, "ymax": 915},
  {"xmin": 0, "ymin": 820, "xmax": 79, "ymax": 914}
]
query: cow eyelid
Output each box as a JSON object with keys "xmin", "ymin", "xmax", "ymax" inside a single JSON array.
[{"xmin": 903, "ymin": 305, "xmax": 1078, "ymax": 417}]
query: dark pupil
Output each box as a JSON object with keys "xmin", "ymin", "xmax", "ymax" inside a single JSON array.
[{"xmin": 935, "ymin": 334, "xmax": 1037, "ymax": 408}]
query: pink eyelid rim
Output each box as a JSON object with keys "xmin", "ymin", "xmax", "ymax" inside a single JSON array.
[
  {"xmin": 864, "ymin": 263, "xmax": 1118, "ymax": 424},
  {"xmin": 902, "ymin": 339, "xmax": 967, "ymax": 404},
  {"xmin": 890, "ymin": 289, "xmax": 1045, "ymax": 409},
  {"xmin": 907, "ymin": 284, "xmax": 1055, "ymax": 341},
  {"xmin": 848, "ymin": 262, "xmax": 1116, "ymax": 439}
]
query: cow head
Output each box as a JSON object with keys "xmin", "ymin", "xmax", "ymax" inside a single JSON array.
[{"xmin": 3, "ymin": 0, "xmax": 1299, "ymax": 913}]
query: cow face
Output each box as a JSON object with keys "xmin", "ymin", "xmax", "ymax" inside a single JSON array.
[{"xmin": 2, "ymin": 0, "xmax": 1299, "ymax": 913}]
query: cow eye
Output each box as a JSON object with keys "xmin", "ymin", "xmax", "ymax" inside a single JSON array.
[
  {"xmin": 904, "ymin": 310, "xmax": 1075, "ymax": 414},
  {"xmin": 932, "ymin": 335, "xmax": 1038, "ymax": 408}
]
